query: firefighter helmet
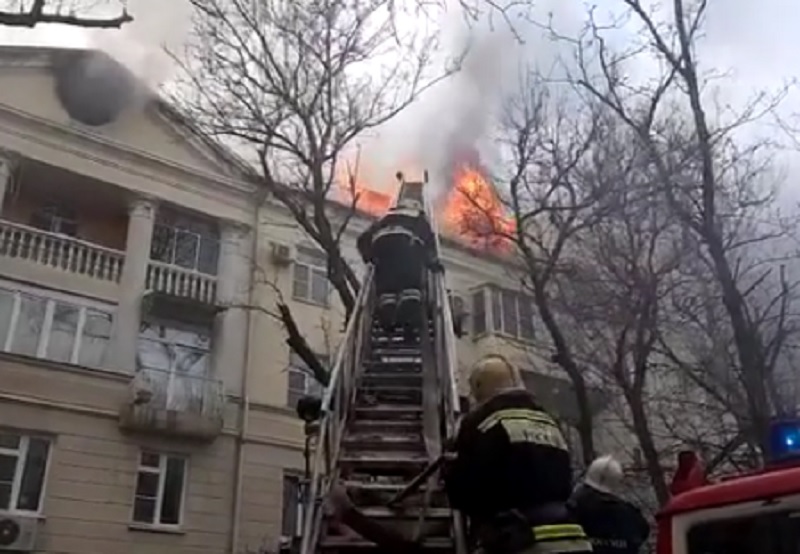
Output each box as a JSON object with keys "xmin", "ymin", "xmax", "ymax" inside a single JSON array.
[
  {"xmin": 584, "ymin": 455, "xmax": 623, "ymax": 495},
  {"xmin": 396, "ymin": 198, "xmax": 423, "ymax": 212},
  {"xmin": 468, "ymin": 354, "xmax": 524, "ymax": 404}
]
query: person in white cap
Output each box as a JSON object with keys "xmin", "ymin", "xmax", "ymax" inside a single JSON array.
[{"xmin": 568, "ymin": 455, "xmax": 650, "ymax": 554}]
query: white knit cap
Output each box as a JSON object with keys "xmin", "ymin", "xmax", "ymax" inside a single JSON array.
[{"xmin": 584, "ymin": 455, "xmax": 623, "ymax": 495}]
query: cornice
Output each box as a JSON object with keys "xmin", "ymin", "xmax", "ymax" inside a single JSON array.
[
  {"xmin": 0, "ymin": 102, "xmax": 258, "ymax": 211},
  {"xmin": 257, "ymin": 194, "xmax": 519, "ymax": 281}
]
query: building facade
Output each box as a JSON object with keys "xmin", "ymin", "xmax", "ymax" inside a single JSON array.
[{"xmin": 0, "ymin": 46, "xmax": 588, "ymax": 554}]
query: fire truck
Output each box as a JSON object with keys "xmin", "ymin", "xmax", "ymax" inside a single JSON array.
[{"xmin": 657, "ymin": 419, "xmax": 800, "ymax": 553}]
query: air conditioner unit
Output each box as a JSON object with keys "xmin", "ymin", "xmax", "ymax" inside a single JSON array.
[
  {"xmin": 0, "ymin": 515, "xmax": 38, "ymax": 551},
  {"xmin": 270, "ymin": 242, "xmax": 293, "ymax": 266}
]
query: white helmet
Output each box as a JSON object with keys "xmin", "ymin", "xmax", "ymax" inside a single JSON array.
[
  {"xmin": 584, "ymin": 455, "xmax": 623, "ymax": 495},
  {"xmin": 396, "ymin": 198, "xmax": 423, "ymax": 212}
]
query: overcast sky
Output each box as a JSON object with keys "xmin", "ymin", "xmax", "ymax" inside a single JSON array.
[{"xmin": 2, "ymin": 0, "xmax": 800, "ymax": 198}]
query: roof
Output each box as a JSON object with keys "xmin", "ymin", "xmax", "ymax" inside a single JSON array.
[
  {"xmin": 0, "ymin": 45, "xmax": 518, "ymax": 266},
  {"xmin": 0, "ymin": 45, "xmax": 255, "ymax": 179},
  {"xmin": 659, "ymin": 463, "xmax": 800, "ymax": 517}
]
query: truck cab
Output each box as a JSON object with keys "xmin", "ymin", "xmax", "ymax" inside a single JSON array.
[{"xmin": 657, "ymin": 421, "xmax": 800, "ymax": 553}]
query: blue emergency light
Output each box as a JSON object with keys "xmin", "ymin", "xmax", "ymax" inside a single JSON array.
[{"xmin": 769, "ymin": 419, "xmax": 800, "ymax": 462}]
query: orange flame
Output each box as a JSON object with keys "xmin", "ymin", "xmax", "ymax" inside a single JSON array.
[
  {"xmin": 443, "ymin": 166, "xmax": 515, "ymax": 252},
  {"xmin": 335, "ymin": 164, "xmax": 515, "ymax": 253}
]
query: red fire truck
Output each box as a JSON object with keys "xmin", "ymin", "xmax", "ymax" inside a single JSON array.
[{"xmin": 657, "ymin": 420, "xmax": 800, "ymax": 553}]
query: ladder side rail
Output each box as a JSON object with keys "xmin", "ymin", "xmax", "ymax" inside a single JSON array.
[
  {"xmin": 299, "ymin": 266, "xmax": 375, "ymax": 554},
  {"xmin": 423, "ymin": 191, "xmax": 462, "ymax": 431},
  {"xmin": 424, "ymin": 190, "xmax": 469, "ymax": 554}
]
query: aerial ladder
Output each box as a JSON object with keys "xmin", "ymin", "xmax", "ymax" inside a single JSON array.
[{"xmin": 297, "ymin": 176, "xmax": 469, "ymax": 554}]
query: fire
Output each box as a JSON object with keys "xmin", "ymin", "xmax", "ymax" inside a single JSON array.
[
  {"xmin": 334, "ymin": 162, "xmax": 515, "ymax": 253},
  {"xmin": 443, "ymin": 166, "xmax": 515, "ymax": 252}
]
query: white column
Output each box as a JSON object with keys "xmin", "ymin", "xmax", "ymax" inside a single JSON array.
[
  {"xmin": 213, "ymin": 220, "xmax": 253, "ymax": 395},
  {"xmin": 0, "ymin": 149, "xmax": 19, "ymax": 214},
  {"xmin": 105, "ymin": 195, "xmax": 157, "ymax": 372}
]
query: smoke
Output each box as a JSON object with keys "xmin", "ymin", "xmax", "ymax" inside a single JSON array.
[
  {"xmin": 354, "ymin": 0, "xmax": 585, "ymax": 204},
  {"xmin": 355, "ymin": 20, "xmax": 520, "ymax": 204},
  {"xmin": 87, "ymin": 0, "xmax": 192, "ymax": 89}
]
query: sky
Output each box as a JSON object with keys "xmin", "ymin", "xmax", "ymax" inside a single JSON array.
[{"xmin": 2, "ymin": 0, "xmax": 800, "ymax": 199}]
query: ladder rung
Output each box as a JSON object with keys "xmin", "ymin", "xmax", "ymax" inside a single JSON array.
[
  {"xmin": 359, "ymin": 506, "xmax": 453, "ymax": 519},
  {"xmin": 320, "ymin": 536, "xmax": 453, "ymax": 549}
]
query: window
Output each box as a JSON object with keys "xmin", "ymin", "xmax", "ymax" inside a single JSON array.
[
  {"xmin": 687, "ymin": 509, "xmax": 800, "ymax": 554},
  {"xmin": 472, "ymin": 286, "xmax": 535, "ymax": 341},
  {"xmin": 281, "ymin": 473, "xmax": 304, "ymax": 540},
  {"xmin": 292, "ymin": 246, "xmax": 329, "ymax": 306},
  {"xmin": 132, "ymin": 452, "xmax": 187, "ymax": 527},
  {"xmin": 0, "ymin": 432, "xmax": 51, "ymax": 514},
  {"xmin": 0, "ymin": 285, "xmax": 113, "ymax": 367},
  {"xmin": 29, "ymin": 204, "xmax": 78, "ymax": 237},
  {"xmin": 471, "ymin": 290, "xmax": 486, "ymax": 335},
  {"xmin": 137, "ymin": 320, "xmax": 212, "ymax": 411},
  {"xmin": 150, "ymin": 208, "xmax": 219, "ymax": 275},
  {"xmin": 287, "ymin": 351, "xmax": 327, "ymax": 409}
]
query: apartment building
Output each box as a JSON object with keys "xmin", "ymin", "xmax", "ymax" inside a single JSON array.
[{"xmin": 0, "ymin": 45, "xmax": 596, "ymax": 554}]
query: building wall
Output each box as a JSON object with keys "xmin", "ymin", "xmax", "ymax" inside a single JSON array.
[
  {"xmin": 0, "ymin": 45, "xmax": 625, "ymax": 554},
  {"xmin": 0, "ymin": 354, "xmax": 238, "ymax": 554},
  {"xmin": 0, "ymin": 47, "xmax": 263, "ymax": 554}
]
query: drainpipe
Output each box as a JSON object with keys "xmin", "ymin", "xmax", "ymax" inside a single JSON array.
[{"xmin": 229, "ymin": 189, "xmax": 265, "ymax": 554}]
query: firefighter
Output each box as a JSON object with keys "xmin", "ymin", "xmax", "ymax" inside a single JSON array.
[
  {"xmin": 357, "ymin": 195, "xmax": 441, "ymax": 334},
  {"xmin": 568, "ymin": 456, "xmax": 650, "ymax": 554},
  {"xmin": 443, "ymin": 355, "xmax": 592, "ymax": 554}
]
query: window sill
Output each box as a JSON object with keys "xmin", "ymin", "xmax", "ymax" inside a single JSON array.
[
  {"xmin": 128, "ymin": 523, "xmax": 185, "ymax": 535},
  {"xmin": 0, "ymin": 510, "xmax": 45, "ymax": 521},
  {"xmin": 472, "ymin": 331, "xmax": 536, "ymax": 346},
  {"xmin": 291, "ymin": 295, "xmax": 330, "ymax": 310}
]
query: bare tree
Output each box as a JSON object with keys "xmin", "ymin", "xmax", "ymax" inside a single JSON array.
[
  {"xmin": 0, "ymin": 0, "xmax": 131, "ymax": 27},
  {"xmin": 457, "ymin": 71, "xmax": 621, "ymax": 463},
  {"xmin": 549, "ymin": 119, "xmax": 694, "ymax": 503},
  {"xmin": 174, "ymin": 0, "xmax": 457, "ymax": 382},
  {"xmin": 549, "ymin": 0, "xmax": 800, "ymax": 457}
]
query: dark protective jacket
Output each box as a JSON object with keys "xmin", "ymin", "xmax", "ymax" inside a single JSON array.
[
  {"xmin": 357, "ymin": 208, "xmax": 436, "ymax": 264},
  {"xmin": 444, "ymin": 389, "xmax": 574, "ymax": 530},
  {"xmin": 568, "ymin": 483, "xmax": 650, "ymax": 554}
]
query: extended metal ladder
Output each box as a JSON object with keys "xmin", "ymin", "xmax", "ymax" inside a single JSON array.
[{"xmin": 298, "ymin": 178, "xmax": 468, "ymax": 554}]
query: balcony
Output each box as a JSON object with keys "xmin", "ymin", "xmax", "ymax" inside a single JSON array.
[
  {"xmin": 0, "ymin": 219, "xmax": 125, "ymax": 281},
  {"xmin": 119, "ymin": 367, "xmax": 225, "ymax": 441},
  {"xmin": 146, "ymin": 261, "xmax": 217, "ymax": 305}
]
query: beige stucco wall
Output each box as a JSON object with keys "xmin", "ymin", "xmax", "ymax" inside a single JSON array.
[
  {"xmin": 0, "ymin": 60, "xmax": 256, "ymax": 227},
  {"xmin": 0, "ymin": 354, "xmax": 236, "ymax": 554},
  {"xmin": 0, "ymin": 45, "xmax": 625, "ymax": 554}
]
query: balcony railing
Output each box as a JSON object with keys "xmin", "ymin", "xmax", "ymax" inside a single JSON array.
[
  {"xmin": 0, "ymin": 219, "xmax": 124, "ymax": 282},
  {"xmin": 146, "ymin": 261, "xmax": 218, "ymax": 305},
  {"xmin": 119, "ymin": 366, "xmax": 225, "ymax": 441}
]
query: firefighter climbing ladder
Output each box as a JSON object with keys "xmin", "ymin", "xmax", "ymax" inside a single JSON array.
[{"xmin": 298, "ymin": 179, "xmax": 468, "ymax": 554}]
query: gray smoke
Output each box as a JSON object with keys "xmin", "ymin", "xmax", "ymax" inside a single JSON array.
[
  {"xmin": 356, "ymin": 21, "xmax": 520, "ymax": 203},
  {"xmin": 354, "ymin": 0, "xmax": 586, "ymax": 203},
  {"xmin": 87, "ymin": 0, "xmax": 192, "ymax": 90}
]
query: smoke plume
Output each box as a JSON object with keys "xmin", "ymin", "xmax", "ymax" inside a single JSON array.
[
  {"xmin": 354, "ymin": 14, "xmax": 523, "ymax": 205},
  {"xmin": 87, "ymin": 0, "xmax": 191, "ymax": 89}
]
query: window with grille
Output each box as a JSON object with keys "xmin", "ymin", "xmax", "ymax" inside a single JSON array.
[{"xmin": 29, "ymin": 204, "xmax": 78, "ymax": 237}]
